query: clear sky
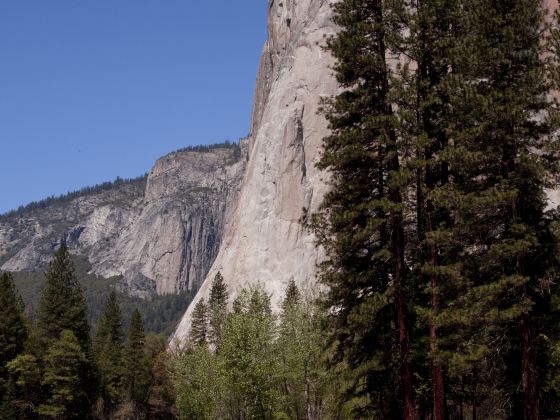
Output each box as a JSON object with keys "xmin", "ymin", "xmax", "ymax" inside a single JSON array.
[{"xmin": 0, "ymin": 1, "xmax": 268, "ymax": 214}]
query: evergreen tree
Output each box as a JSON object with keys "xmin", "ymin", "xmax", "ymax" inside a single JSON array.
[
  {"xmin": 125, "ymin": 309, "xmax": 150, "ymax": 414},
  {"xmin": 309, "ymin": 0, "xmax": 413, "ymax": 416},
  {"xmin": 7, "ymin": 353, "xmax": 42, "ymax": 417},
  {"xmin": 0, "ymin": 272, "xmax": 28, "ymax": 399},
  {"xmin": 38, "ymin": 330, "xmax": 88, "ymax": 419},
  {"xmin": 440, "ymin": 2, "xmax": 558, "ymax": 418},
  {"xmin": 208, "ymin": 272, "xmax": 228, "ymax": 350},
  {"xmin": 405, "ymin": 1, "xmax": 462, "ymax": 417},
  {"xmin": 37, "ymin": 244, "xmax": 91, "ymax": 352},
  {"xmin": 190, "ymin": 298, "xmax": 208, "ymax": 347},
  {"xmin": 281, "ymin": 279, "xmax": 301, "ymax": 310},
  {"xmin": 94, "ymin": 290, "xmax": 125, "ymax": 413}
]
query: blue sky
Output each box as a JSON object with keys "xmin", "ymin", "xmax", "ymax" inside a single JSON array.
[{"xmin": 0, "ymin": 1, "xmax": 268, "ymax": 214}]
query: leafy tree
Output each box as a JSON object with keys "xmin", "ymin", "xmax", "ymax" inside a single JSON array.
[
  {"xmin": 37, "ymin": 330, "xmax": 88, "ymax": 419},
  {"xmin": 281, "ymin": 279, "xmax": 301, "ymax": 310},
  {"xmin": 220, "ymin": 285, "xmax": 278, "ymax": 418},
  {"xmin": 94, "ymin": 290, "xmax": 125, "ymax": 414},
  {"xmin": 173, "ymin": 346, "xmax": 224, "ymax": 420},
  {"xmin": 190, "ymin": 298, "xmax": 208, "ymax": 347},
  {"xmin": 208, "ymin": 272, "xmax": 228, "ymax": 350},
  {"xmin": 277, "ymin": 282, "xmax": 328, "ymax": 419},
  {"xmin": 125, "ymin": 309, "xmax": 151, "ymax": 414}
]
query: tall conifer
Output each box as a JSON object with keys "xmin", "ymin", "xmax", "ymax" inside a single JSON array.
[
  {"xmin": 0, "ymin": 272, "xmax": 28, "ymax": 415},
  {"xmin": 190, "ymin": 298, "xmax": 208, "ymax": 347},
  {"xmin": 125, "ymin": 309, "xmax": 150, "ymax": 412},
  {"xmin": 38, "ymin": 330, "xmax": 88, "ymax": 419},
  {"xmin": 310, "ymin": 0, "xmax": 413, "ymax": 416},
  {"xmin": 208, "ymin": 272, "xmax": 228, "ymax": 350},
  {"xmin": 94, "ymin": 290, "xmax": 125, "ymax": 413},
  {"xmin": 37, "ymin": 244, "xmax": 91, "ymax": 352}
]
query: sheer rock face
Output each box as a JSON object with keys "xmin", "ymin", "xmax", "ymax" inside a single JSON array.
[
  {"xmin": 173, "ymin": 0, "xmax": 338, "ymax": 341},
  {"xmin": 0, "ymin": 145, "xmax": 248, "ymax": 296}
]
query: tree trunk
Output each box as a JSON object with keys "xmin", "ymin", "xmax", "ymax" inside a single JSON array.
[
  {"xmin": 428, "ymin": 217, "xmax": 445, "ymax": 420},
  {"xmin": 521, "ymin": 316, "xmax": 540, "ymax": 420},
  {"xmin": 373, "ymin": 0, "xmax": 415, "ymax": 415}
]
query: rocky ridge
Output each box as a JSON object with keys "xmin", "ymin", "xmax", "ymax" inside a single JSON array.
[{"xmin": 0, "ymin": 142, "xmax": 248, "ymax": 296}]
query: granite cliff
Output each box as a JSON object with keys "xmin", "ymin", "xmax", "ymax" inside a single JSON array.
[
  {"xmin": 174, "ymin": 0, "xmax": 338, "ymax": 340},
  {"xmin": 0, "ymin": 142, "xmax": 248, "ymax": 296}
]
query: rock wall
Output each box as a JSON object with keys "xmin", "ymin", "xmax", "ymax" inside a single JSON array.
[
  {"xmin": 0, "ymin": 144, "xmax": 247, "ymax": 296},
  {"xmin": 173, "ymin": 0, "xmax": 338, "ymax": 340}
]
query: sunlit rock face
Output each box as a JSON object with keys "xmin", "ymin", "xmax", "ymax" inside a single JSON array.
[
  {"xmin": 173, "ymin": 0, "xmax": 339, "ymax": 341},
  {"xmin": 0, "ymin": 144, "xmax": 248, "ymax": 296},
  {"xmin": 173, "ymin": 0, "xmax": 560, "ymax": 342}
]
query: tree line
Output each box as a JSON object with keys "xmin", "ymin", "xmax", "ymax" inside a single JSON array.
[
  {"xmin": 173, "ymin": 274, "xmax": 343, "ymax": 419},
  {"xmin": 0, "ymin": 176, "xmax": 147, "ymax": 221}
]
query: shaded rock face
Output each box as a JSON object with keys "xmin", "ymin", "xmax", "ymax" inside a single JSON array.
[
  {"xmin": 0, "ymin": 144, "xmax": 248, "ymax": 296},
  {"xmin": 173, "ymin": 0, "xmax": 339, "ymax": 340}
]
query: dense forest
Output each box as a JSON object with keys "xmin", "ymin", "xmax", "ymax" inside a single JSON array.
[{"xmin": 2, "ymin": 0, "xmax": 560, "ymax": 419}]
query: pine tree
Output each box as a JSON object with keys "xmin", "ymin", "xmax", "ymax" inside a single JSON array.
[
  {"xmin": 400, "ymin": 1, "xmax": 560, "ymax": 417},
  {"xmin": 38, "ymin": 330, "xmax": 88, "ymax": 419},
  {"xmin": 310, "ymin": 0, "xmax": 413, "ymax": 416},
  {"xmin": 442, "ymin": 2, "xmax": 558, "ymax": 418},
  {"xmin": 94, "ymin": 290, "xmax": 125, "ymax": 413},
  {"xmin": 0, "ymin": 272, "xmax": 28, "ymax": 398},
  {"xmin": 37, "ymin": 244, "xmax": 91, "ymax": 352},
  {"xmin": 281, "ymin": 279, "xmax": 301, "ymax": 310},
  {"xmin": 208, "ymin": 272, "xmax": 228, "ymax": 350},
  {"xmin": 6, "ymin": 353, "xmax": 42, "ymax": 417},
  {"xmin": 404, "ymin": 1, "xmax": 462, "ymax": 417},
  {"xmin": 125, "ymin": 309, "xmax": 150, "ymax": 413},
  {"xmin": 190, "ymin": 298, "xmax": 208, "ymax": 347}
]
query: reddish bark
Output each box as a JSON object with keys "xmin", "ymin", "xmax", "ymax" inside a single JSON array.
[{"xmin": 521, "ymin": 316, "xmax": 540, "ymax": 420}]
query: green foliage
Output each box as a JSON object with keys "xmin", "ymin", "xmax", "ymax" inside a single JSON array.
[
  {"xmin": 173, "ymin": 346, "xmax": 224, "ymax": 420},
  {"xmin": 144, "ymin": 334, "xmax": 178, "ymax": 419},
  {"xmin": 221, "ymin": 286, "xmax": 278, "ymax": 418},
  {"xmin": 38, "ymin": 330, "xmax": 88, "ymax": 419},
  {"xmin": 311, "ymin": 0, "xmax": 560, "ymax": 417},
  {"xmin": 308, "ymin": 0, "xmax": 413, "ymax": 415},
  {"xmin": 6, "ymin": 353, "xmax": 42, "ymax": 417},
  {"xmin": 277, "ymin": 283, "xmax": 329, "ymax": 419},
  {"xmin": 174, "ymin": 140, "xmax": 241, "ymax": 155},
  {"xmin": 173, "ymin": 282, "xmax": 336, "ymax": 420}
]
